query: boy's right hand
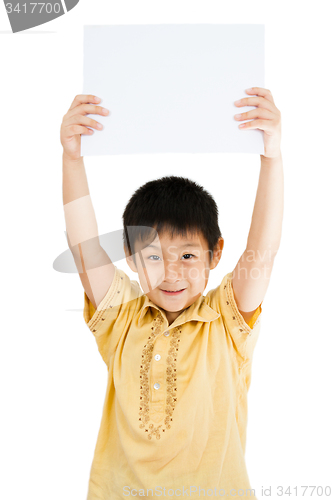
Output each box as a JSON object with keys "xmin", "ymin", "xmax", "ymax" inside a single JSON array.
[{"xmin": 60, "ymin": 94, "xmax": 109, "ymax": 161}]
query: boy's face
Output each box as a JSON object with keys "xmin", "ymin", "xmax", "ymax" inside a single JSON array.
[{"xmin": 126, "ymin": 230, "xmax": 223, "ymax": 324}]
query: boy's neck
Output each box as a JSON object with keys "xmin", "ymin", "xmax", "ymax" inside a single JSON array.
[{"xmin": 163, "ymin": 308, "xmax": 184, "ymax": 326}]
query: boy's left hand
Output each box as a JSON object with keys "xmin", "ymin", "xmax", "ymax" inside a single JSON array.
[{"xmin": 234, "ymin": 87, "xmax": 281, "ymax": 159}]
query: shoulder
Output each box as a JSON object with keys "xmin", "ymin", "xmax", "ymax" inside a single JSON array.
[
  {"xmin": 84, "ymin": 266, "xmax": 144, "ymax": 331},
  {"xmin": 205, "ymin": 272, "xmax": 262, "ymax": 360},
  {"xmin": 206, "ymin": 272, "xmax": 261, "ymax": 330},
  {"xmin": 83, "ymin": 266, "xmax": 145, "ymax": 366}
]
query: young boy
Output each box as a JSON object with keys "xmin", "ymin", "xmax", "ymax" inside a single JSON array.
[{"xmin": 61, "ymin": 88, "xmax": 283, "ymax": 499}]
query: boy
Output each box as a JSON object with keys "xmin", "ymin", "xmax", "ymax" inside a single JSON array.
[{"xmin": 61, "ymin": 87, "xmax": 283, "ymax": 499}]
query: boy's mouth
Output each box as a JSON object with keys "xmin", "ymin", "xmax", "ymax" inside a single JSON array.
[{"xmin": 160, "ymin": 288, "xmax": 186, "ymax": 295}]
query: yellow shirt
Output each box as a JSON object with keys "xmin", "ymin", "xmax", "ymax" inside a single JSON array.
[{"xmin": 83, "ymin": 266, "xmax": 262, "ymax": 499}]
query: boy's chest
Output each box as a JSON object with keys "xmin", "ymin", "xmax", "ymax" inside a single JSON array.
[{"xmin": 112, "ymin": 313, "xmax": 237, "ymax": 440}]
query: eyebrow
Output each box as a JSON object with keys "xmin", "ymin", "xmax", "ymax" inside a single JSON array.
[{"xmin": 144, "ymin": 243, "xmax": 201, "ymax": 250}]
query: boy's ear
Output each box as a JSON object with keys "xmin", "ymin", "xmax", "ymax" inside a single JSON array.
[
  {"xmin": 209, "ymin": 237, "xmax": 224, "ymax": 270},
  {"xmin": 124, "ymin": 245, "xmax": 138, "ymax": 273}
]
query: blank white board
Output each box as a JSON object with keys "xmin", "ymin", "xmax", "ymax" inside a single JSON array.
[{"xmin": 82, "ymin": 24, "xmax": 265, "ymax": 156}]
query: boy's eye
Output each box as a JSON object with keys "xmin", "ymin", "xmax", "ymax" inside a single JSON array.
[
  {"xmin": 148, "ymin": 255, "xmax": 162, "ymax": 261},
  {"xmin": 181, "ymin": 253, "xmax": 196, "ymax": 260}
]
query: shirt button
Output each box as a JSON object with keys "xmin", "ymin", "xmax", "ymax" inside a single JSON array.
[
  {"xmin": 164, "ymin": 331, "xmax": 170, "ymax": 337},
  {"xmin": 154, "ymin": 354, "xmax": 161, "ymax": 361},
  {"xmin": 153, "ymin": 383, "xmax": 160, "ymax": 390}
]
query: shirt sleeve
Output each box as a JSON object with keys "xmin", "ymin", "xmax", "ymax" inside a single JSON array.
[
  {"xmin": 83, "ymin": 266, "xmax": 143, "ymax": 367},
  {"xmin": 205, "ymin": 271, "xmax": 262, "ymax": 364},
  {"xmin": 245, "ymin": 303, "xmax": 262, "ymax": 329}
]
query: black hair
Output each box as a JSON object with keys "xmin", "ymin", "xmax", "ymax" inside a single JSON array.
[{"xmin": 122, "ymin": 176, "xmax": 222, "ymax": 262}]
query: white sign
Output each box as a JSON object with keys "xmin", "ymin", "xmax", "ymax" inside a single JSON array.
[{"xmin": 82, "ymin": 24, "xmax": 265, "ymax": 156}]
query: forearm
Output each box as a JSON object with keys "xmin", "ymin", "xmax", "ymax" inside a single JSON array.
[
  {"xmin": 62, "ymin": 154, "xmax": 101, "ymax": 261},
  {"xmin": 246, "ymin": 152, "xmax": 284, "ymax": 261},
  {"xmin": 62, "ymin": 153, "xmax": 90, "ymax": 204}
]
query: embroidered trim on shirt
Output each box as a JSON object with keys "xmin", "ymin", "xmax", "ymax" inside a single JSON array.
[
  {"xmin": 165, "ymin": 327, "xmax": 181, "ymax": 433},
  {"xmin": 224, "ymin": 276, "xmax": 261, "ymax": 335},
  {"xmin": 88, "ymin": 269, "xmax": 123, "ymax": 334},
  {"xmin": 139, "ymin": 316, "xmax": 182, "ymax": 440}
]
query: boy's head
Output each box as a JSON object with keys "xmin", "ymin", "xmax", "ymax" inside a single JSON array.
[{"xmin": 122, "ymin": 176, "xmax": 224, "ymax": 323}]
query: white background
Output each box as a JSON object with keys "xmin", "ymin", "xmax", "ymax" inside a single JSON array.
[{"xmin": 1, "ymin": 1, "xmax": 332, "ymax": 499}]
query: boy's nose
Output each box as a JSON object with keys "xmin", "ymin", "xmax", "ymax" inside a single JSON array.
[{"xmin": 163, "ymin": 260, "xmax": 184, "ymax": 282}]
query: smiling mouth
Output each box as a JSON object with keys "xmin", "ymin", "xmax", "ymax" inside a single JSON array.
[{"xmin": 160, "ymin": 288, "xmax": 186, "ymax": 295}]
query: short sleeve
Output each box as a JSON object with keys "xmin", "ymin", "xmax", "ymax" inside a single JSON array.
[
  {"xmin": 83, "ymin": 266, "xmax": 143, "ymax": 367},
  {"xmin": 205, "ymin": 271, "xmax": 262, "ymax": 363},
  {"xmin": 245, "ymin": 303, "xmax": 262, "ymax": 329}
]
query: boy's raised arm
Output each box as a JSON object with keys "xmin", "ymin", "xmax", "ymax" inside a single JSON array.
[
  {"xmin": 231, "ymin": 87, "xmax": 284, "ymax": 317},
  {"xmin": 61, "ymin": 95, "xmax": 114, "ymax": 310}
]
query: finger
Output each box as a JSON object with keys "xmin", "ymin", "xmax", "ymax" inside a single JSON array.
[
  {"xmin": 234, "ymin": 96, "xmax": 275, "ymax": 112},
  {"xmin": 65, "ymin": 124, "xmax": 94, "ymax": 136},
  {"xmin": 234, "ymin": 108, "xmax": 275, "ymax": 122},
  {"xmin": 244, "ymin": 87, "xmax": 275, "ymax": 104},
  {"xmin": 68, "ymin": 94, "xmax": 101, "ymax": 111},
  {"xmin": 64, "ymin": 114, "xmax": 104, "ymax": 131},
  {"xmin": 238, "ymin": 118, "xmax": 274, "ymax": 132},
  {"xmin": 66, "ymin": 103, "xmax": 109, "ymax": 120}
]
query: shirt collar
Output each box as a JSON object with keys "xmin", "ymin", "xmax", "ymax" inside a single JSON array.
[{"xmin": 138, "ymin": 293, "xmax": 220, "ymax": 329}]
